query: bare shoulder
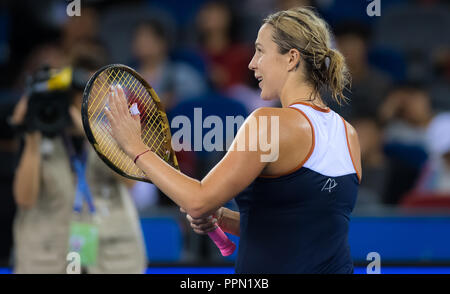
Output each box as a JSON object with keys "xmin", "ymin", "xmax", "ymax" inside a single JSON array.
[
  {"xmin": 249, "ymin": 107, "xmax": 283, "ymax": 119},
  {"xmin": 342, "ymin": 119, "xmax": 362, "ymax": 181},
  {"xmin": 342, "ymin": 120, "xmax": 360, "ymax": 151},
  {"xmin": 249, "ymin": 107, "xmax": 313, "ymax": 176},
  {"xmin": 344, "ymin": 120, "xmax": 358, "ymax": 137},
  {"xmin": 250, "ymin": 107, "xmax": 311, "ymax": 134},
  {"xmin": 249, "ymin": 107, "xmax": 312, "ymax": 148}
]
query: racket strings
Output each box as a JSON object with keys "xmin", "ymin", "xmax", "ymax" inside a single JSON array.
[
  {"xmin": 86, "ymin": 67, "xmax": 172, "ymax": 179},
  {"xmin": 94, "ymin": 70, "xmax": 133, "ymax": 164},
  {"xmin": 90, "ymin": 69, "xmax": 141, "ymax": 176}
]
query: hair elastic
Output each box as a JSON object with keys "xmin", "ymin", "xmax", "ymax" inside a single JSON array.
[{"xmin": 324, "ymin": 55, "xmax": 331, "ymax": 69}]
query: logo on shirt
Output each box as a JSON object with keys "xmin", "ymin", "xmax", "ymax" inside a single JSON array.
[{"xmin": 321, "ymin": 178, "xmax": 338, "ymax": 193}]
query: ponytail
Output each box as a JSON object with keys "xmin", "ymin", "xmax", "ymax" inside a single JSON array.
[{"xmin": 324, "ymin": 48, "xmax": 351, "ymax": 105}]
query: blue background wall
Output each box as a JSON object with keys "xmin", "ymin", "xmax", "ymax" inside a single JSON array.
[{"xmin": 140, "ymin": 216, "xmax": 450, "ymax": 264}]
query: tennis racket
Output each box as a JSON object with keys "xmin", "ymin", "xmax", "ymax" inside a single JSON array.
[{"xmin": 81, "ymin": 64, "xmax": 236, "ymax": 256}]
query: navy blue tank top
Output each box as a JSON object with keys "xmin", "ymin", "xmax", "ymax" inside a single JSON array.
[{"xmin": 234, "ymin": 103, "xmax": 359, "ymax": 274}]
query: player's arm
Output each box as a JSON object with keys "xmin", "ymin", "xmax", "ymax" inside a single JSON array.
[
  {"xmin": 218, "ymin": 207, "xmax": 240, "ymax": 236},
  {"xmin": 105, "ymin": 90, "xmax": 277, "ymax": 219},
  {"xmin": 132, "ymin": 109, "xmax": 273, "ymax": 218}
]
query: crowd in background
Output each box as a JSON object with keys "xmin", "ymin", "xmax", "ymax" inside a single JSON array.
[{"xmin": 0, "ymin": 0, "xmax": 449, "ymax": 266}]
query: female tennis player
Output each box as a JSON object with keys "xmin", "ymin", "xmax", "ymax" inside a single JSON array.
[{"xmin": 105, "ymin": 6, "xmax": 361, "ymax": 274}]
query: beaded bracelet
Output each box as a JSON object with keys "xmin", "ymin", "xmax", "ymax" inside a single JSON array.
[{"xmin": 134, "ymin": 149, "xmax": 150, "ymax": 164}]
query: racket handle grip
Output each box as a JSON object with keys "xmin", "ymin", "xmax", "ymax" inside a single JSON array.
[{"xmin": 208, "ymin": 227, "xmax": 236, "ymax": 256}]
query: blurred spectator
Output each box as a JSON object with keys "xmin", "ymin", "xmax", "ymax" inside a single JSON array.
[
  {"xmin": 10, "ymin": 41, "xmax": 147, "ymax": 274},
  {"xmin": 0, "ymin": 40, "xmax": 66, "ymax": 265},
  {"xmin": 430, "ymin": 46, "xmax": 450, "ymax": 111},
  {"xmin": 0, "ymin": 94, "xmax": 19, "ymax": 267},
  {"xmin": 147, "ymin": 0, "xmax": 207, "ymax": 27},
  {"xmin": 60, "ymin": 6, "xmax": 99, "ymax": 56},
  {"xmin": 195, "ymin": 1, "xmax": 252, "ymax": 91},
  {"xmin": 0, "ymin": 25, "xmax": 68, "ymax": 267},
  {"xmin": 233, "ymin": 0, "xmax": 274, "ymax": 43},
  {"xmin": 414, "ymin": 112, "xmax": 450, "ymax": 194},
  {"xmin": 379, "ymin": 83, "xmax": 433, "ymax": 129},
  {"xmin": 132, "ymin": 19, "xmax": 207, "ymax": 111},
  {"xmin": 331, "ymin": 21, "xmax": 392, "ymax": 120},
  {"xmin": 433, "ymin": 47, "xmax": 450, "ymax": 83},
  {"xmin": 372, "ymin": 1, "xmax": 450, "ymax": 83},
  {"xmin": 13, "ymin": 43, "xmax": 66, "ymax": 91},
  {"xmin": 379, "ymin": 83, "xmax": 433, "ymax": 204},
  {"xmin": 351, "ymin": 115, "xmax": 387, "ymax": 209}
]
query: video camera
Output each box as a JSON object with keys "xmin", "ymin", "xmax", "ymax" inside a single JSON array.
[{"xmin": 21, "ymin": 66, "xmax": 90, "ymax": 137}]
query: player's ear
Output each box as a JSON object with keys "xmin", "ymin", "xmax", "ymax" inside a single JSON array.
[{"xmin": 287, "ymin": 48, "xmax": 301, "ymax": 72}]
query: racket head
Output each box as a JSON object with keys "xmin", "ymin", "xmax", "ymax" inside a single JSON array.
[{"xmin": 81, "ymin": 64, "xmax": 179, "ymax": 183}]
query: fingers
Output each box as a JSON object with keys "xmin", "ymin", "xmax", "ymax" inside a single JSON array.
[
  {"xmin": 191, "ymin": 220, "xmax": 218, "ymax": 234},
  {"xmin": 179, "ymin": 208, "xmax": 219, "ymax": 234},
  {"xmin": 105, "ymin": 92, "xmax": 115, "ymax": 127},
  {"xmin": 108, "ymin": 85, "xmax": 141, "ymax": 127},
  {"xmin": 104, "ymin": 107, "xmax": 114, "ymax": 126},
  {"xmin": 114, "ymin": 84, "xmax": 129, "ymax": 117},
  {"xmin": 108, "ymin": 86, "xmax": 120, "ymax": 120},
  {"xmin": 107, "ymin": 85, "xmax": 128, "ymax": 119},
  {"xmin": 192, "ymin": 226, "xmax": 217, "ymax": 235},
  {"xmin": 185, "ymin": 214, "xmax": 218, "ymax": 234},
  {"xmin": 187, "ymin": 215, "xmax": 215, "ymax": 226}
]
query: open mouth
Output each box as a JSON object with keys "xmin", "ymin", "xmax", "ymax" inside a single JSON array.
[{"xmin": 256, "ymin": 76, "xmax": 263, "ymax": 87}]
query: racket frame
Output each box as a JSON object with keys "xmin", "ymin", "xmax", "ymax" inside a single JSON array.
[{"xmin": 81, "ymin": 64, "xmax": 179, "ymax": 183}]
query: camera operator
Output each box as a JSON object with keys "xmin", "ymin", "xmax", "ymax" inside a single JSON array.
[{"xmin": 10, "ymin": 41, "xmax": 147, "ymax": 274}]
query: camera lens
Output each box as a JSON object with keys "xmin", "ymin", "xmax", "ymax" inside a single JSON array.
[{"xmin": 26, "ymin": 91, "xmax": 71, "ymax": 137}]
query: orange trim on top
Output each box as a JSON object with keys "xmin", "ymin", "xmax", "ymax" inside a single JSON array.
[
  {"xmin": 341, "ymin": 117, "xmax": 361, "ymax": 183},
  {"xmin": 259, "ymin": 106, "xmax": 315, "ymax": 179},
  {"xmin": 288, "ymin": 101, "xmax": 331, "ymax": 113}
]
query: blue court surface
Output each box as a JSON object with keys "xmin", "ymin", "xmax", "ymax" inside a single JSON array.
[
  {"xmin": 144, "ymin": 266, "xmax": 450, "ymax": 274},
  {"xmin": 149, "ymin": 266, "xmax": 450, "ymax": 274},
  {"xmin": 3, "ymin": 216, "xmax": 450, "ymax": 275},
  {"xmin": 1, "ymin": 266, "xmax": 450, "ymax": 274}
]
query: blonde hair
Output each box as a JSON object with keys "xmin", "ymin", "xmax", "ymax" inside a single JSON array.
[{"xmin": 264, "ymin": 7, "xmax": 351, "ymax": 105}]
